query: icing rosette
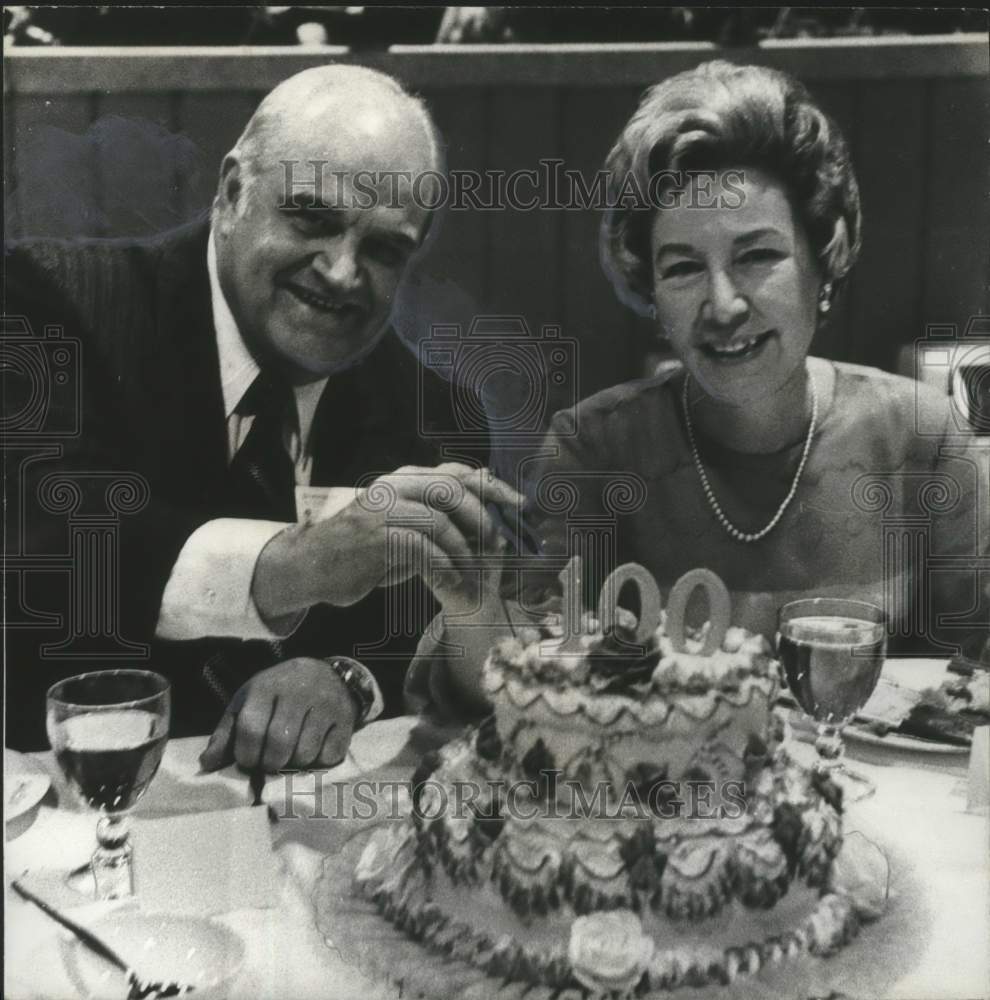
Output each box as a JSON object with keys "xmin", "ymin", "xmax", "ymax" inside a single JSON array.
[
  {"xmin": 659, "ymin": 835, "xmax": 736, "ymax": 920},
  {"xmin": 414, "ymin": 776, "xmax": 449, "ymax": 826},
  {"xmin": 801, "ymin": 892, "xmax": 860, "ymax": 956},
  {"xmin": 438, "ymin": 813, "xmax": 484, "ymax": 884},
  {"xmin": 748, "ymin": 766, "xmax": 777, "ymax": 827},
  {"xmin": 829, "ymin": 830, "xmax": 890, "ymax": 919},
  {"xmin": 568, "ymin": 910, "xmax": 654, "ymax": 996},
  {"xmin": 721, "ymin": 626, "xmax": 747, "ymax": 653},
  {"xmin": 354, "ymin": 822, "xmax": 415, "ymax": 894},
  {"xmin": 769, "ymin": 744, "xmax": 807, "ymax": 797},
  {"xmin": 375, "ymin": 848, "xmax": 422, "ymax": 914},
  {"xmin": 733, "ymin": 826, "xmax": 791, "ymax": 908},
  {"xmin": 797, "ymin": 795, "xmax": 843, "ymax": 886},
  {"xmin": 672, "ymin": 943, "xmax": 727, "ymax": 988},
  {"xmin": 647, "ymin": 947, "xmax": 696, "ymax": 991},
  {"xmin": 482, "ymin": 655, "xmax": 509, "ymax": 697},
  {"xmin": 722, "ymin": 943, "xmax": 764, "ymax": 982}
]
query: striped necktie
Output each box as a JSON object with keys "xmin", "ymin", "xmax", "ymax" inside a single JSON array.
[{"xmin": 226, "ymin": 371, "xmax": 297, "ymax": 522}]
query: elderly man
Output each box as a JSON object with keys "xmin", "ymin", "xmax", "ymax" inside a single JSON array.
[{"xmin": 5, "ymin": 65, "xmax": 520, "ymax": 770}]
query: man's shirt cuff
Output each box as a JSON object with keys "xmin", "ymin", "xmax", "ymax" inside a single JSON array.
[{"xmin": 156, "ymin": 518, "xmax": 304, "ymax": 640}]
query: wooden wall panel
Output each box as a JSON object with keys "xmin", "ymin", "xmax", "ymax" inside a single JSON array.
[
  {"xmin": 7, "ymin": 93, "xmax": 95, "ymax": 239},
  {"xmin": 847, "ymin": 80, "xmax": 928, "ymax": 370},
  {"xmin": 4, "ymin": 99, "xmax": 21, "ymax": 236},
  {"xmin": 485, "ymin": 88, "xmax": 562, "ymax": 330},
  {"xmin": 173, "ymin": 91, "xmax": 260, "ymax": 221},
  {"xmin": 4, "ymin": 41, "xmax": 987, "ymax": 393},
  {"xmin": 411, "ymin": 90, "xmax": 490, "ymax": 321},
  {"xmin": 90, "ymin": 92, "xmax": 180, "ymax": 234},
  {"xmin": 96, "ymin": 92, "xmax": 173, "ymax": 128},
  {"xmin": 923, "ymin": 78, "xmax": 990, "ymax": 334},
  {"xmin": 559, "ymin": 86, "xmax": 645, "ymax": 399},
  {"xmin": 7, "ymin": 38, "xmax": 983, "ymax": 93}
]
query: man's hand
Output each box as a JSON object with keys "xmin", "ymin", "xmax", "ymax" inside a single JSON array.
[
  {"xmin": 251, "ymin": 463, "xmax": 524, "ymax": 622},
  {"xmin": 199, "ymin": 658, "xmax": 357, "ymax": 774}
]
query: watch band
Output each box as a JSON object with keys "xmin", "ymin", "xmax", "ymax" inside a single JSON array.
[{"xmin": 325, "ymin": 656, "xmax": 384, "ymax": 727}]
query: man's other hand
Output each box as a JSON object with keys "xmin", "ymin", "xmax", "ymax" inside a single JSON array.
[{"xmin": 199, "ymin": 657, "xmax": 357, "ymax": 773}]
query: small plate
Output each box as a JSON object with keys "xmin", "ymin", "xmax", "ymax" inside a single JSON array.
[
  {"xmin": 62, "ymin": 911, "xmax": 246, "ymax": 1000},
  {"xmin": 780, "ymin": 659, "xmax": 972, "ymax": 757},
  {"xmin": 782, "ymin": 701, "xmax": 970, "ymax": 756},
  {"xmin": 950, "ymin": 631, "xmax": 990, "ymax": 673},
  {"xmin": 5, "ymin": 749, "xmax": 51, "ymax": 823},
  {"xmin": 843, "ymin": 725, "xmax": 969, "ymax": 755}
]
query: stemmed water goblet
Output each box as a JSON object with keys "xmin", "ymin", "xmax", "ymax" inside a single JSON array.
[
  {"xmin": 46, "ymin": 670, "xmax": 171, "ymax": 899},
  {"xmin": 777, "ymin": 598, "xmax": 887, "ymax": 801}
]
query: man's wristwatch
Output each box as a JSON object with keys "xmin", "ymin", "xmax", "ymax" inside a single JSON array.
[{"xmin": 325, "ymin": 657, "xmax": 384, "ymax": 727}]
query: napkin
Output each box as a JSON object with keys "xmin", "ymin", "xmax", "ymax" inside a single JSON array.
[{"xmin": 132, "ymin": 806, "xmax": 280, "ymax": 915}]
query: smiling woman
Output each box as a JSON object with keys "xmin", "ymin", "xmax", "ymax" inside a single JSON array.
[
  {"xmin": 407, "ymin": 61, "xmax": 988, "ymax": 721},
  {"xmin": 532, "ymin": 61, "xmax": 984, "ymax": 645}
]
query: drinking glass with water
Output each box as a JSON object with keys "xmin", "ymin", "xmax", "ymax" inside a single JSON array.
[
  {"xmin": 777, "ymin": 598, "xmax": 887, "ymax": 800},
  {"xmin": 46, "ymin": 670, "xmax": 171, "ymax": 899}
]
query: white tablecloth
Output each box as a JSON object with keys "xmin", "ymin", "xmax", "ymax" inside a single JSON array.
[{"xmin": 5, "ymin": 693, "xmax": 989, "ymax": 1000}]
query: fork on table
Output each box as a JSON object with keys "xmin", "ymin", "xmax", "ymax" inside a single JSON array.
[{"xmin": 11, "ymin": 878, "xmax": 194, "ymax": 999}]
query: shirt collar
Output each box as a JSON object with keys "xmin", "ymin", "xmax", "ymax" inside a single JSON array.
[
  {"xmin": 207, "ymin": 230, "xmax": 328, "ymax": 452},
  {"xmin": 208, "ymin": 231, "xmax": 261, "ymax": 420}
]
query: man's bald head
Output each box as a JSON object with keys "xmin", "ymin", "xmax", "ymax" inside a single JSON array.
[
  {"xmin": 231, "ymin": 64, "xmax": 442, "ymax": 189},
  {"xmin": 211, "ymin": 64, "xmax": 443, "ymax": 385}
]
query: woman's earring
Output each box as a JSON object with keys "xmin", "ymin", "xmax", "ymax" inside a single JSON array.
[
  {"xmin": 648, "ymin": 303, "xmax": 657, "ymax": 320},
  {"xmin": 818, "ymin": 282, "xmax": 833, "ymax": 314}
]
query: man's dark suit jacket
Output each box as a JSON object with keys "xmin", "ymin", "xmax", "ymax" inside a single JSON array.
[{"xmin": 4, "ymin": 220, "xmax": 485, "ymax": 748}]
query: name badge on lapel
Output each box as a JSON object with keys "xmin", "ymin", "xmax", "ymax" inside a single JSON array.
[{"xmin": 295, "ymin": 486, "xmax": 359, "ymax": 525}]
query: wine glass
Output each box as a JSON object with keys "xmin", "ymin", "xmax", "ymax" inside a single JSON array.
[
  {"xmin": 777, "ymin": 598, "xmax": 887, "ymax": 801},
  {"xmin": 46, "ymin": 670, "xmax": 171, "ymax": 899}
]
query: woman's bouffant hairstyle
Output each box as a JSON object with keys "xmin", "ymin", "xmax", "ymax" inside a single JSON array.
[{"xmin": 600, "ymin": 61, "xmax": 862, "ymax": 315}]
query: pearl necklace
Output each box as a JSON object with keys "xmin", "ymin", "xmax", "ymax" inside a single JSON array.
[{"xmin": 681, "ymin": 372, "xmax": 818, "ymax": 543}]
